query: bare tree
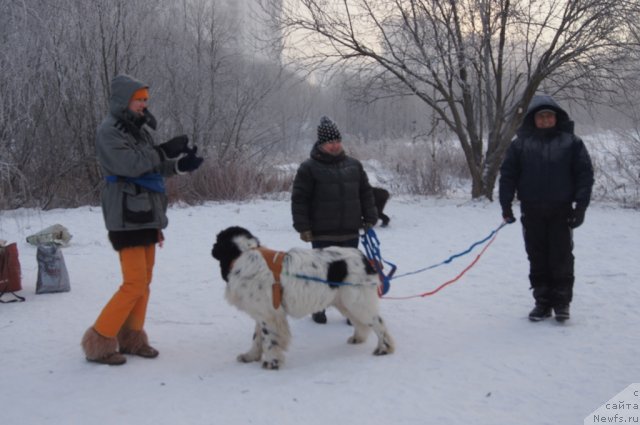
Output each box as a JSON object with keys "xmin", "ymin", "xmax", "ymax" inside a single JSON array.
[
  {"xmin": 596, "ymin": 20, "xmax": 640, "ymax": 208},
  {"xmin": 262, "ymin": 0, "xmax": 639, "ymax": 199},
  {"xmin": 0, "ymin": 0, "xmax": 306, "ymax": 207},
  {"xmin": 0, "ymin": 0, "xmax": 160, "ymax": 208}
]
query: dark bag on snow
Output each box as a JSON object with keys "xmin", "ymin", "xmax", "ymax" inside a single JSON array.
[
  {"xmin": 0, "ymin": 242, "xmax": 25, "ymax": 303},
  {"xmin": 36, "ymin": 243, "xmax": 70, "ymax": 294}
]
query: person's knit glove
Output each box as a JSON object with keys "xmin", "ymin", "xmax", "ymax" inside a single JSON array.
[
  {"xmin": 502, "ymin": 205, "xmax": 516, "ymax": 224},
  {"xmin": 569, "ymin": 206, "xmax": 586, "ymax": 229},
  {"xmin": 299, "ymin": 231, "xmax": 313, "ymax": 242},
  {"xmin": 175, "ymin": 146, "xmax": 204, "ymax": 174},
  {"xmin": 157, "ymin": 135, "xmax": 190, "ymax": 159},
  {"xmin": 143, "ymin": 108, "xmax": 157, "ymax": 130}
]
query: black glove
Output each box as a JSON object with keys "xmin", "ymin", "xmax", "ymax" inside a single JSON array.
[
  {"xmin": 175, "ymin": 146, "xmax": 204, "ymax": 174},
  {"xmin": 300, "ymin": 231, "xmax": 313, "ymax": 242},
  {"xmin": 569, "ymin": 206, "xmax": 586, "ymax": 229},
  {"xmin": 502, "ymin": 205, "xmax": 516, "ymax": 224},
  {"xmin": 143, "ymin": 108, "xmax": 157, "ymax": 130},
  {"xmin": 363, "ymin": 222, "xmax": 374, "ymax": 230},
  {"xmin": 157, "ymin": 135, "xmax": 190, "ymax": 159}
]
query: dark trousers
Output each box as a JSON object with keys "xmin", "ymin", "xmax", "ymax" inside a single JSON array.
[
  {"xmin": 311, "ymin": 238, "xmax": 359, "ymax": 249},
  {"xmin": 521, "ymin": 204, "xmax": 574, "ymax": 307}
]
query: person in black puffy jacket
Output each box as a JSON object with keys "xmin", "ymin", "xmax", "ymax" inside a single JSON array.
[
  {"xmin": 291, "ymin": 116, "xmax": 378, "ymax": 324},
  {"xmin": 499, "ymin": 94, "xmax": 594, "ymax": 323}
]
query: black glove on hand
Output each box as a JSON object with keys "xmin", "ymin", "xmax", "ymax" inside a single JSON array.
[
  {"xmin": 569, "ymin": 206, "xmax": 586, "ymax": 229},
  {"xmin": 158, "ymin": 135, "xmax": 190, "ymax": 159},
  {"xmin": 143, "ymin": 108, "xmax": 158, "ymax": 130},
  {"xmin": 502, "ymin": 206, "xmax": 516, "ymax": 224},
  {"xmin": 175, "ymin": 146, "xmax": 204, "ymax": 174}
]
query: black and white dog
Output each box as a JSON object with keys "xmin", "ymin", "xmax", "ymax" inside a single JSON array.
[{"xmin": 211, "ymin": 226, "xmax": 395, "ymax": 370}]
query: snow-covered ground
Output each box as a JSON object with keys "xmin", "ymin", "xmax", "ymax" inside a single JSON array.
[{"xmin": 0, "ymin": 197, "xmax": 638, "ymax": 425}]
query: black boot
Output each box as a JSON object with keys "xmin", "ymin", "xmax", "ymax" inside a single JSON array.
[
  {"xmin": 554, "ymin": 305, "xmax": 570, "ymax": 322},
  {"xmin": 528, "ymin": 304, "xmax": 552, "ymax": 322},
  {"xmin": 311, "ymin": 310, "xmax": 327, "ymax": 324}
]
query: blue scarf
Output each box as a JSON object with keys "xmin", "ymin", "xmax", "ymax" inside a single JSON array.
[{"xmin": 105, "ymin": 173, "xmax": 166, "ymax": 193}]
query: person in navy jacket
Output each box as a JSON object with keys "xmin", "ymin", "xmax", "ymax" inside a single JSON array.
[{"xmin": 499, "ymin": 94, "xmax": 594, "ymax": 322}]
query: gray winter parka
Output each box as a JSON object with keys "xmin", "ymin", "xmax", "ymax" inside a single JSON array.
[
  {"xmin": 291, "ymin": 144, "xmax": 377, "ymax": 240},
  {"xmin": 96, "ymin": 75, "xmax": 177, "ymax": 234}
]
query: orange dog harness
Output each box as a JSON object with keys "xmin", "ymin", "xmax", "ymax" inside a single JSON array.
[{"xmin": 257, "ymin": 247, "xmax": 285, "ymax": 310}]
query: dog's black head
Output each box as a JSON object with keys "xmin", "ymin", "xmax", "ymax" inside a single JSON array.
[{"xmin": 211, "ymin": 226, "xmax": 260, "ymax": 282}]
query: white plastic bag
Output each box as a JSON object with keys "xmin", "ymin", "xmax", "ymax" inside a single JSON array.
[{"xmin": 26, "ymin": 224, "xmax": 72, "ymax": 247}]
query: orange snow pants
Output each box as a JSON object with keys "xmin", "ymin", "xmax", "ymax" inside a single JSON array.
[{"xmin": 94, "ymin": 244, "xmax": 156, "ymax": 338}]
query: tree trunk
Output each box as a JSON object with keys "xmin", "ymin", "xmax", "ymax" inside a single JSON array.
[
  {"xmin": 482, "ymin": 164, "xmax": 500, "ymax": 201},
  {"xmin": 471, "ymin": 175, "xmax": 486, "ymax": 199}
]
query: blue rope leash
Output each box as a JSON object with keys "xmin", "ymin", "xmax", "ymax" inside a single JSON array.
[
  {"xmin": 361, "ymin": 228, "xmax": 397, "ymax": 295},
  {"xmin": 288, "ymin": 273, "xmax": 366, "ymax": 287},
  {"xmin": 291, "ymin": 222, "xmax": 508, "ymax": 296},
  {"xmin": 388, "ymin": 222, "xmax": 507, "ymax": 280},
  {"xmin": 290, "ymin": 229, "xmax": 394, "ymax": 289}
]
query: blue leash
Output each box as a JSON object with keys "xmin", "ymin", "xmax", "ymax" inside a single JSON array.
[
  {"xmin": 293, "ymin": 222, "xmax": 507, "ymax": 296},
  {"xmin": 361, "ymin": 228, "xmax": 397, "ymax": 295},
  {"xmin": 291, "ymin": 229, "xmax": 395, "ymax": 289},
  {"xmin": 289, "ymin": 274, "xmax": 361, "ymax": 287},
  {"xmin": 390, "ymin": 222, "xmax": 507, "ymax": 280}
]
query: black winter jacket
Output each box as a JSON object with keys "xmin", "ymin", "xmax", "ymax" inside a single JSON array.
[
  {"xmin": 291, "ymin": 145, "xmax": 377, "ymax": 239},
  {"xmin": 499, "ymin": 95, "xmax": 594, "ymax": 211}
]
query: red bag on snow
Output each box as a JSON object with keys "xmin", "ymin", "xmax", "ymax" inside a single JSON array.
[{"xmin": 0, "ymin": 243, "xmax": 25, "ymax": 303}]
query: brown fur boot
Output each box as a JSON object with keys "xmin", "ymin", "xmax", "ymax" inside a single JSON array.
[
  {"xmin": 118, "ymin": 328, "xmax": 159, "ymax": 358},
  {"xmin": 81, "ymin": 327, "xmax": 126, "ymax": 365}
]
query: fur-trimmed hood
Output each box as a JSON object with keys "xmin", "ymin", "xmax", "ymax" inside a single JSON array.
[{"xmin": 517, "ymin": 94, "xmax": 574, "ymax": 137}]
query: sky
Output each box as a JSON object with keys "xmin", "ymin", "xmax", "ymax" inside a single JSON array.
[{"xmin": 1, "ymin": 195, "xmax": 638, "ymax": 425}]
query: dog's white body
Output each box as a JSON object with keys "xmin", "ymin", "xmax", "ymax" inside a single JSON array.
[{"xmin": 213, "ymin": 227, "xmax": 395, "ymax": 369}]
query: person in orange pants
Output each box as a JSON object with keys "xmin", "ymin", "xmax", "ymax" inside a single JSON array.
[
  {"xmin": 82, "ymin": 74, "xmax": 203, "ymax": 365},
  {"xmin": 102, "ymin": 245, "xmax": 155, "ymax": 335}
]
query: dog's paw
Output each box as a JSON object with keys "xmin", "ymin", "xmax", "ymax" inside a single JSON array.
[
  {"xmin": 237, "ymin": 353, "xmax": 260, "ymax": 363},
  {"xmin": 261, "ymin": 359, "xmax": 280, "ymax": 370},
  {"xmin": 347, "ymin": 336, "xmax": 365, "ymax": 345},
  {"xmin": 373, "ymin": 341, "xmax": 394, "ymax": 356}
]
